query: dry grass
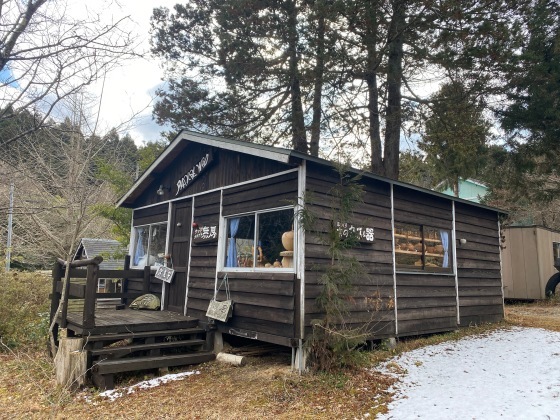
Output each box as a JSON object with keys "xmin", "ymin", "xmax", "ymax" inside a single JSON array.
[
  {"xmin": 505, "ymin": 298, "xmax": 560, "ymax": 331},
  {"xmin": 1, "ymin": 299, "xmax": 559, "ymax": 419}
]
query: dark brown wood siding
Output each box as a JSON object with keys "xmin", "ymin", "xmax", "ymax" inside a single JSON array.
[
  {"xmin": 219, "ymin": 171, "xmax": 298, "ymax": 345},
  {"xmin": 130, "ymin": 143, "xmax": 295, "ymax": 208},
  {"xmin": 393, "ymin": 185, "xmax": 457, "ymax": 336},
  {"xmin": 304, "ymin": 163, "xmax": 395, "ymax": 339},
  {"xmin": 455, "ymin": 202, "xmax": 503, "ymax": 325},
  {"xmin": 186, "ymin": 191, "xmax": 220, "ymax": 320},
  {"xmin": 222, "ymin": 171, "xmax": 298, "ymax": 216},
  {"xmin": 133, "ymin": 204, "xmax": 168, "ymax": 226}
]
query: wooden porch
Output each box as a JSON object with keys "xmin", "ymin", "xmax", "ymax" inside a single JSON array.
[{"xmin": 50, "ymin": 257, "xmax": 215, "ymax": 390}]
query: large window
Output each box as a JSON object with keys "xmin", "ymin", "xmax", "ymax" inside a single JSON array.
[
  {"xmin": 394, "ymin": 223, "xmax": 452, "ymax": 273},
  {"xmin": 223, "ymin": 208, "xmax": 294, "ymax": 270},
  {"xmin": 132, "ymin": 223, "xmax": 168, "ymax": 267}
]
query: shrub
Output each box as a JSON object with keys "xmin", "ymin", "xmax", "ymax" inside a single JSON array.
[{"xmin": 0, "ymin": 270, "xmax": 51, "ymax": 350}]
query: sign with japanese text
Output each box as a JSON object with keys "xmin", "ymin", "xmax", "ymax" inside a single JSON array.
[
  {"xmin": 193, "ymin": 225, "xmax": 219, "ymax": 244},
  {"xmin": 155, "ymin": 266, "xmax": 175, "ymax": 284},
  {"xmin": 336, "ymin": 222, "xmax": 374, "ymax": 243}
]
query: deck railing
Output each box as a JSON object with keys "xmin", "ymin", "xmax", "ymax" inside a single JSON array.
[{"xmin": 50, "ymin": 255, "xmax": 152, "ymax": 330}]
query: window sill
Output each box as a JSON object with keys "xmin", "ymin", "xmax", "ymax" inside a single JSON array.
[{"xmin": 395, "ymin": 269, "xmax": 455, "ymax": 276}]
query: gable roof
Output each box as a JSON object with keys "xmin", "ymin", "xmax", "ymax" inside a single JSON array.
[
  {"xmin": 74, "ymin": 238, "xmax": 127, "ymax": 270},
  {"xmin": 117, "ymin": 130, "xmax": 505, "ymax": 214}
]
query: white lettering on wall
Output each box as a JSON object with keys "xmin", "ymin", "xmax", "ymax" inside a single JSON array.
[{"xmin": 176, "ymin": 153, "xmax": 210, "ymax": 196}]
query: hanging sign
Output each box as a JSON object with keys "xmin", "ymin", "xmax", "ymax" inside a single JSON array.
[
  {"xmin": 155, "ymin": 266, "xmax": 175, "ymax": 283},
  {"xmin": 175, "ymin": 151, "xmax": 213, "ymax": 196},
  {"xmin": 193, "ymin": 225, "xmax": 219, "ymax": 244},
  {"xmin": 336, "ymin": 222, "xmax": 375, "ymax": 243}
]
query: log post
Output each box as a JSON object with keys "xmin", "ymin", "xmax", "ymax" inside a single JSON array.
[
  {"xmin": 60, "ymin": 265, "xmax": 72, "ymax": 328},
  {"xmin": 54, "ymin": 330, "xmax": 87, "ymax": 391},
  {"xmin": 83, "ymin": 263, "xmax": 99, "ymax": 329},
  {"xmin": 143, "ymin": 265, "xmax": 151, "ymax": 293}
]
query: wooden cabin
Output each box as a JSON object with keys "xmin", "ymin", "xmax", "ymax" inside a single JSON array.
[
  {"xmin": 502, "ymin": 225, "xmax": 560, "ymax": 299},
  {"xmin": 117, "ymin": 131, "xmax": 505, "ymax": 368}
]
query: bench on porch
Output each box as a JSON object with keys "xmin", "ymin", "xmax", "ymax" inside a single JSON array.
[{"xmin": 50, "ymin": 256, "xmax": 215, "ymax": 390}]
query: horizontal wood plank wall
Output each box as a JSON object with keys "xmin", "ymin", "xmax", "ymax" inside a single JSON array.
[
  {"xmin": 304, "ymin": 163, "xmax": 395, "ymax": 339},
  {"xmin": 133, "ymin": 204, "xmax": 168, "ymax": 226},
  {"xmin": 187, "ymin": 191, "xmax": 221, "ymax": 320},
  {"xmin": 393, "ymin": 186, "xmax": 457, "ymax": 336},
  {"xmin": 218, "ymin": 171, "xmax": 298, "ymax": 344},
  {"xmin": 132, "ymin": 143, "xmax": 295, "ymax": 208},
  {"xmin": 221, "ymin": 171, "xmax": 299, "ymax": 216},
  {"xmin": 454, "ymin": 202, "xmax": 503, "ymax": 325}
]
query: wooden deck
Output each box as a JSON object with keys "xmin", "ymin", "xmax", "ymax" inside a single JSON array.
[{"xmin": 61, "ymin": 308, "xmax": 199, "ymax": 335}]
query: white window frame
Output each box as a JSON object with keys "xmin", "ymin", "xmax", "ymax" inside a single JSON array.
[
  {"xmin": 220, "ymin": 206, "xmax": 296, "ymax": 273},
  {"xmin": 131, "ymin": 221, "xmax": 168, "ymax": 268}
]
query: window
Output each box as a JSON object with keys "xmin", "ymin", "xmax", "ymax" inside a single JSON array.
[
  {"xmin": 553, "ymin": 242, "xmax": 560, "ymax": 260},
  {"xmin": 132, "ymin": 223, "xmax": 168, "ymax": 267},
  {"xmin": 394, "ymin": 223, "xmax": 452, "ymax": 273},
  {"xmin": 223, "ymin": 208, "xmax": 294, "ymax": 270}
]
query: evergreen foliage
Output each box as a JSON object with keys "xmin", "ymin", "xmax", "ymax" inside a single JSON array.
[{"xmin": 300, "ymin": 166, "xmax": 371, "ymax": 371}]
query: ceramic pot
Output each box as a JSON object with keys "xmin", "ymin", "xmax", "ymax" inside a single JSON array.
[{"xmin": 282, "ymin": 230, "xmax": 294, "ymax": 251}]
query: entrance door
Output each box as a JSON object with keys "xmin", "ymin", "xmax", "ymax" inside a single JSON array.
[{"xmin": 167, "ymin": 199, "xmax": 192, "ymax": 314}]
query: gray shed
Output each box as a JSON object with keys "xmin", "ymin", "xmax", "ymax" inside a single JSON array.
[{"xmin": 74, "ymin": 238, "xmax": 127, "ymax": 292}]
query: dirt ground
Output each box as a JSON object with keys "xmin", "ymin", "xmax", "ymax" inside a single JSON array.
[{"xmin": 1, "ymin": 300, "xmax": 558, "ymax": 419}]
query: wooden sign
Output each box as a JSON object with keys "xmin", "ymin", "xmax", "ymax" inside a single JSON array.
[
  {"xmin": 175, "ymin": 152, "xmax": 213, "ymax": 196},
  {"xmin": 336, "ymin": 222, "xmax": 374, "ymax": 243},
  {"xmin": 206, "ymin": 299, "xmax": 233, "ymax": 322},
  {"xmin": 193, "ymin": 225, "xmax": 219, "ymax": 244},
  {"xmin": 155, "ymin": 266, "xmax": 175, "ymax": 283}
]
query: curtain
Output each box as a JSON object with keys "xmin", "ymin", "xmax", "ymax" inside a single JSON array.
[
  {"xmin": 439, "ymin": 230, "xmax": 449, "ymax": 268},
  {"xmin": 134, "ymin": 227, "xmax": 146, "ymax": 266},
  {"xmin": 226, "ymin": 218, "xmax": 241, "ymax": 267}
]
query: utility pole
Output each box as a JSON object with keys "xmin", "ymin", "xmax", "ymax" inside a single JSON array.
[{"xmin": 5, "ymin": 182, "xmax": 13, "ymax": 272}]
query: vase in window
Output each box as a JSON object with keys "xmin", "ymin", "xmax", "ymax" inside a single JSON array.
[
  {"xmin": 282, "ymin": 229, "xmax": 294, "ymax": 251},
  {"xmin": 280, "ymin": 229, "xmax": 294, "ymax": 268}
]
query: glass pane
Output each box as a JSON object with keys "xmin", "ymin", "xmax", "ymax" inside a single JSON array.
[
  {"xmin": 149, "ymin": 224, "xmax": 168, "ymax": 267},
  {"xmin": 258, "ymin": 209, "xmax": 294, "ymax": 268},
  {"xmin": 553, "ymin": 242, "xmax": 560, "ymax": 260},
  {"xmin": 133, "ymin": 226, "xmax": 149, "ymax": 266},
  {"xmin": 225, "ymin": 215, "xmax": 255, "ymax": 267},
  {"xmin": 425, "ymin": 227, "xmax": 451, "ymax": 270},
  {"xmin": 395, "ymin": 223, "xmax": 423, "ymax": 268}
]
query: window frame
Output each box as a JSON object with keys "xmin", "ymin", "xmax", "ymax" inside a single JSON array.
[
  {"xmin": 131, "ymin": 221, "xmax": 168, "ymax": 268},
  {"xmin": 394, "ymin": 222, "xmax": 454, "ymax": 274},
  {"xmin": 220, "ymin": 206, "xmax": 296, "ymax": 273}
]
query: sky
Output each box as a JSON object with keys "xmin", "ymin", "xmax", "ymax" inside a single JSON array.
[{"xmin": 83, "ymin": 0, "xmax": 180, "ymax": 145}]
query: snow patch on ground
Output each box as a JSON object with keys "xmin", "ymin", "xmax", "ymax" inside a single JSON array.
[
  {"xmin": 376, "ymin": 327, "xmax": 560, "ymax": 419},
  {"xmin": 96, "ymin": 370, "xmax": 200, "ymax": 402}
]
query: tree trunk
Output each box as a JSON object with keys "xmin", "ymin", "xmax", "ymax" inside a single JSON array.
[
  {"xmin": 287, "ymin": 0, "xmax": 308, "ymax": 154},
  {"xmin": 310, "ymin": 0, "xmax": 326, "ymax": 157},
  {"xmin": 364, "ymin": 6, "xmax": 383, "ymax": 174},
  {"xmin": 383, "ymin": 0, "xmax": 406, "ymax": 180}
]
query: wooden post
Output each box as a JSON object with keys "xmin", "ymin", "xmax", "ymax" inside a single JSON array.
[
  {"xmin": 143, "ymin": 265, "xmax": 151, "ymax": 293},
  {"xmin": 49, "ymin": 261, "xmax": 63, "ymax": 353},
  {"xmin": 83, "ymin": 263, "xmax": 98, "ymax": 329},
  {"xmin": 60, "ymin": 265, "xmax": 71, "ymax": 328},
  {"xmin": 122, "ymin": 255, "xmax": 130, "ymax": 305},
  {"xmin": 50, "ymin": 261, "xmax": 63, "ymax": 324}
]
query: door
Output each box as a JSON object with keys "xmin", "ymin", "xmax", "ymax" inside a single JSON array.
[{"xmin": 167, "ymin": 199, "xmax": 192, "ymax": 314}]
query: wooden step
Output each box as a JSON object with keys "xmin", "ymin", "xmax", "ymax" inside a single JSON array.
[
  {"xmin": 84, "ymin": 327, "xmax": 205, "ymax": 343},
  {"xmin": 91, "ymin": 339, "xmax": 206, "ymax": 358},
  {"xmin": 94, "ymin": 351, "xmax": 216, "ymax": 375}
]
